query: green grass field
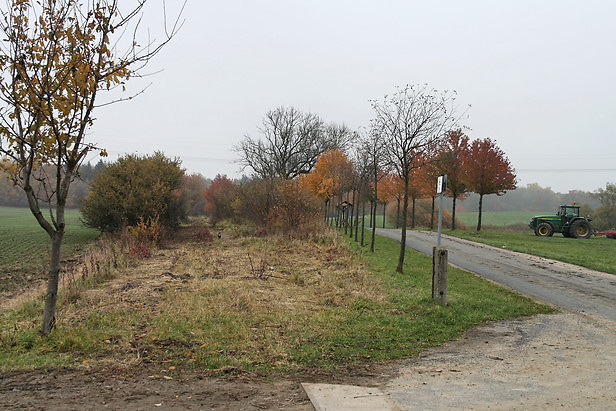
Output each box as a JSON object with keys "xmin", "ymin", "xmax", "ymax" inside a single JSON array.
[
  {"xmin": 447, "ymin": 229, "xmax": 616, "ymax": 274},
  {"xmin": 0, "ymin": 206, "xmax": 99, "ymax": 278},
  {"xmin": 456, "ymin": 211, "xmax": 550, "ymax": 228}
]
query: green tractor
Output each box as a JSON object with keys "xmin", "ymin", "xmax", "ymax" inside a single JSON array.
[{"xmin": 529, "ymin": 204, "xmax": 593, "ymax": 239}]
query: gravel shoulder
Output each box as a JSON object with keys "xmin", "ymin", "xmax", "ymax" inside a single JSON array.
[{"xmin": 384, "ymin": 312, "xmax": 616, "ymax": 410}]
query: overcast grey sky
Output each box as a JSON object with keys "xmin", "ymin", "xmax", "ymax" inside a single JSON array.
[{"xmin": 91, "ymin": 0, "xmax": 615, "ymax": 193}]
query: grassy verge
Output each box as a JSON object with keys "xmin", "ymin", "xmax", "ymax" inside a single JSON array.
[
  {"xmin": 0, "ymin": 222, "xmax": 555, "ymax": 374},
  {"xmin": 445, "ymin": 229, "xmax": 616, "ymax": 275}
]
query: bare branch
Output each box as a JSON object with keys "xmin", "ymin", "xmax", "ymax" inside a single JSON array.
[{"xmin": 236, "ymin": 106, "xmax": 346, "ymax": 180}]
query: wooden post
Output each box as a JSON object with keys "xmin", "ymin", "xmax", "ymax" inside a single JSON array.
[{"xmin": 432, "ymin": 246, "xmax": 448, "ymax": 306}]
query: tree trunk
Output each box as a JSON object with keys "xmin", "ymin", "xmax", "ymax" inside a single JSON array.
[
  {"xmin": 349, "ymin": 190, "xmax": 356, "ymax": 239},
  {"xmin": 354, "ymin": 188, "xmax": 360, "ymax": 242},
  {"xmin": 396, "ymin": 177, "xmax": 410, "ymax": 273},
  {"xmin": 335, "ymin": 207, "xmax": 339, "ymax": 228},
  {"xmin": 382, "ymin": 202, "xmax": 387, "ymax": 228},
  {"xmin": 370, "ymin": 200, "xmax": 377, "ymax": 252},
  {"xmin": 323, "ymin": 198, "xmax": 329, "ymax": 223},
  {"xmin": 360, "ymin": 201, "xmax": 366, "ymax": 246},
  {"xmin": 338, "ymin": 193, "xmax": 343, "ymax": 228},
  {"xmin": 430, "ymin": 196, "xmax": 435, "ymax": 230},
  {"xmin": 411, "ymin": 197, "xmax": 416, "ymax": 229},
  {"xmin": 477, "ymin": 194, "xmax": 484, "ymax": 231},
  {"xmin": 451, "ymin": 196, "xmax": 457, "ymax": 230},
  {"xmin": 396, "ymin": 198, "xmax": 400, "ymax": 229},
  {"xmin": 23, "ymin": 165, "xmax": 71, "ymax": 335},
  {"xmin": 41, "ymin": 230, "xmax": 63, "ymax": 335}
]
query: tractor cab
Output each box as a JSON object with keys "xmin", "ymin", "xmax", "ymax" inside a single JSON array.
[{"xmin": 558, "ymin": 204, "xmax": 580, "ymax": 219}]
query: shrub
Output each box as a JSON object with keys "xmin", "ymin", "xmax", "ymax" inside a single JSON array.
[
  {"xmin": 231, "ymin": 178, "xmax": 322, "ymax": 236},
  {"xmin": 80, "ymin": 152, "xmax": 184, "ymax": 232},
  {"xmin": 271, "ymin": 179, "xmax": 321, "ymax": 235},
  {"xmin": 127, "ymin": 215, "xmax": 165, "ymax": 246},
  {"xmin": 591, "ymin": 182, "xmax": 616, "ymax": 230}
]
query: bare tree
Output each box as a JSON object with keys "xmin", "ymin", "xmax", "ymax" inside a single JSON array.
[
  {"xmin": 371, "ymin": 85, "xmax": 461, "ymax": 274},
  {"xmin": 357, "ymin": 127, "xmax": 387, "ymax": 252},
  {"xmin": 351, "ymin": 138, "xmax": 371, "ymax": 246},
  {"xmin": 236, "ymin": 106, "xmax": 352, "ymax": 179},
  {"xmin": 0, "ymin": 0, "xmax": 184, "ymax": 335}
]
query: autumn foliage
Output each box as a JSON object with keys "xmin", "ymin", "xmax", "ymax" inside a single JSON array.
[
  {"xmin": 464, "ymin": 138, "xmax": 517, "ymax": 230},
  {"xmin": 200, "ymin": 175, "xmax": 322, "ymax": 236},
  {"xmin": 271, "ymin": 179, "xmax": 321, "ymax": 235},
  {"xmin": 0, "ymin": 0, "xmax": 180, "ymax": 334},
  {"xmin": 203, "ymin": 174, "xmax": 237, "ymax": 223},
  {"xmin": 299, "ymin": 149, "xmax": 354, "ymax": 203}
]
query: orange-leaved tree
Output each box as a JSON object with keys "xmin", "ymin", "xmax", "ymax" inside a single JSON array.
[
  {"xmin": 406, "ymin": 156, "xmax": 433, "ymax": 228},
  {"xmin": 465, "ymin": 138, "xmax": 517, "ymax": 231},
  {"xmin": 437, "ymin": 129, "xmax": 471, "ymax": 230},
  {"xmin": 377, "ymin": 172, "xmax": 398, "ymax": 228},
  {"xmin": 0, "ymin": 0, "xmax": 182, "ymax": 335},
  {"xmin": 299, "ymin": 149, "xmax": 353, "ymax": 221}
]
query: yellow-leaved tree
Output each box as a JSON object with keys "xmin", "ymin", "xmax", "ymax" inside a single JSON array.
[
  {"xmin": 299, "ymin": 149, "xmax": 354, "ymax": 221},
  {"xmin": 0, "ymin": 0, "xmax": 183, "ymax": 335}
]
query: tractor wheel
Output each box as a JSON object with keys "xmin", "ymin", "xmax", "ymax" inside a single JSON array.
[
  {"xmin": 571, "ymin": 219, "xmax": 592, "ymax": 239},
  {"xmin": 535, "ymin": 222, "xmax": 554, "ymax": 237},
  {"xmin": 607, "ymin": 234, "xmax": 616, "ymax": 240}
]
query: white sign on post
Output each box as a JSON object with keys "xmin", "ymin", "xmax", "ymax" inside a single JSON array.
[
  {"xmin": 436, "ymin": 175, "xmax": 447, "ymax": 247},
  {"xmin": 437, "ymin": 175, "xmax": 447, "ymax": 195}
]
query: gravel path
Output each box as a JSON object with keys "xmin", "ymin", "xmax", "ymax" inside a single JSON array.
[{"xmin": 382, "ymin": 313, "xmax": 616, "ymax": 410}]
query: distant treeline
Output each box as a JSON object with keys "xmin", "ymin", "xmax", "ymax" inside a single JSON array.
[
  {"xmin": 454, "ymin": 183, "xmax": 602, "ymax": 213},
  {"xmin": 0, "ymin": 164, "xmax": 603, "ymax": 218},
  {"xmin": 0, "ymin": 161, "xmax": 106, "ymax": 208},
  {"xmin": 1, "ymin": 159, "xmax": 213, "ymax": 220}
]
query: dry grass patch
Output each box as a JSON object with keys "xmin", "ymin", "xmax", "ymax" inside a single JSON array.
[
  {"xmin": 148, "ymin": 228, "xmax": 385, "ymax": 372},
  {"xmin": 0, "ymin": 223, "xmax": 384, "ymax": 372}
]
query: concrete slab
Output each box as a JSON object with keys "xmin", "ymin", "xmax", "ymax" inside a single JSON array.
[{"xmin": 301, "ymin": 383, "xmax": 395, "ymax": 411}]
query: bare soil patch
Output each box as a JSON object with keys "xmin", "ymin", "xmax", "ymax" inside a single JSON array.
[{"xmin": 0, "ymin": 357, "xmax": 404, "ymax": 410}]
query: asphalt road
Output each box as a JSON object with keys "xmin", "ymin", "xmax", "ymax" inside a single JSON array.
[{"xmin": 375, "ymin": 228, "xmax": 616, "ymax": 323}]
